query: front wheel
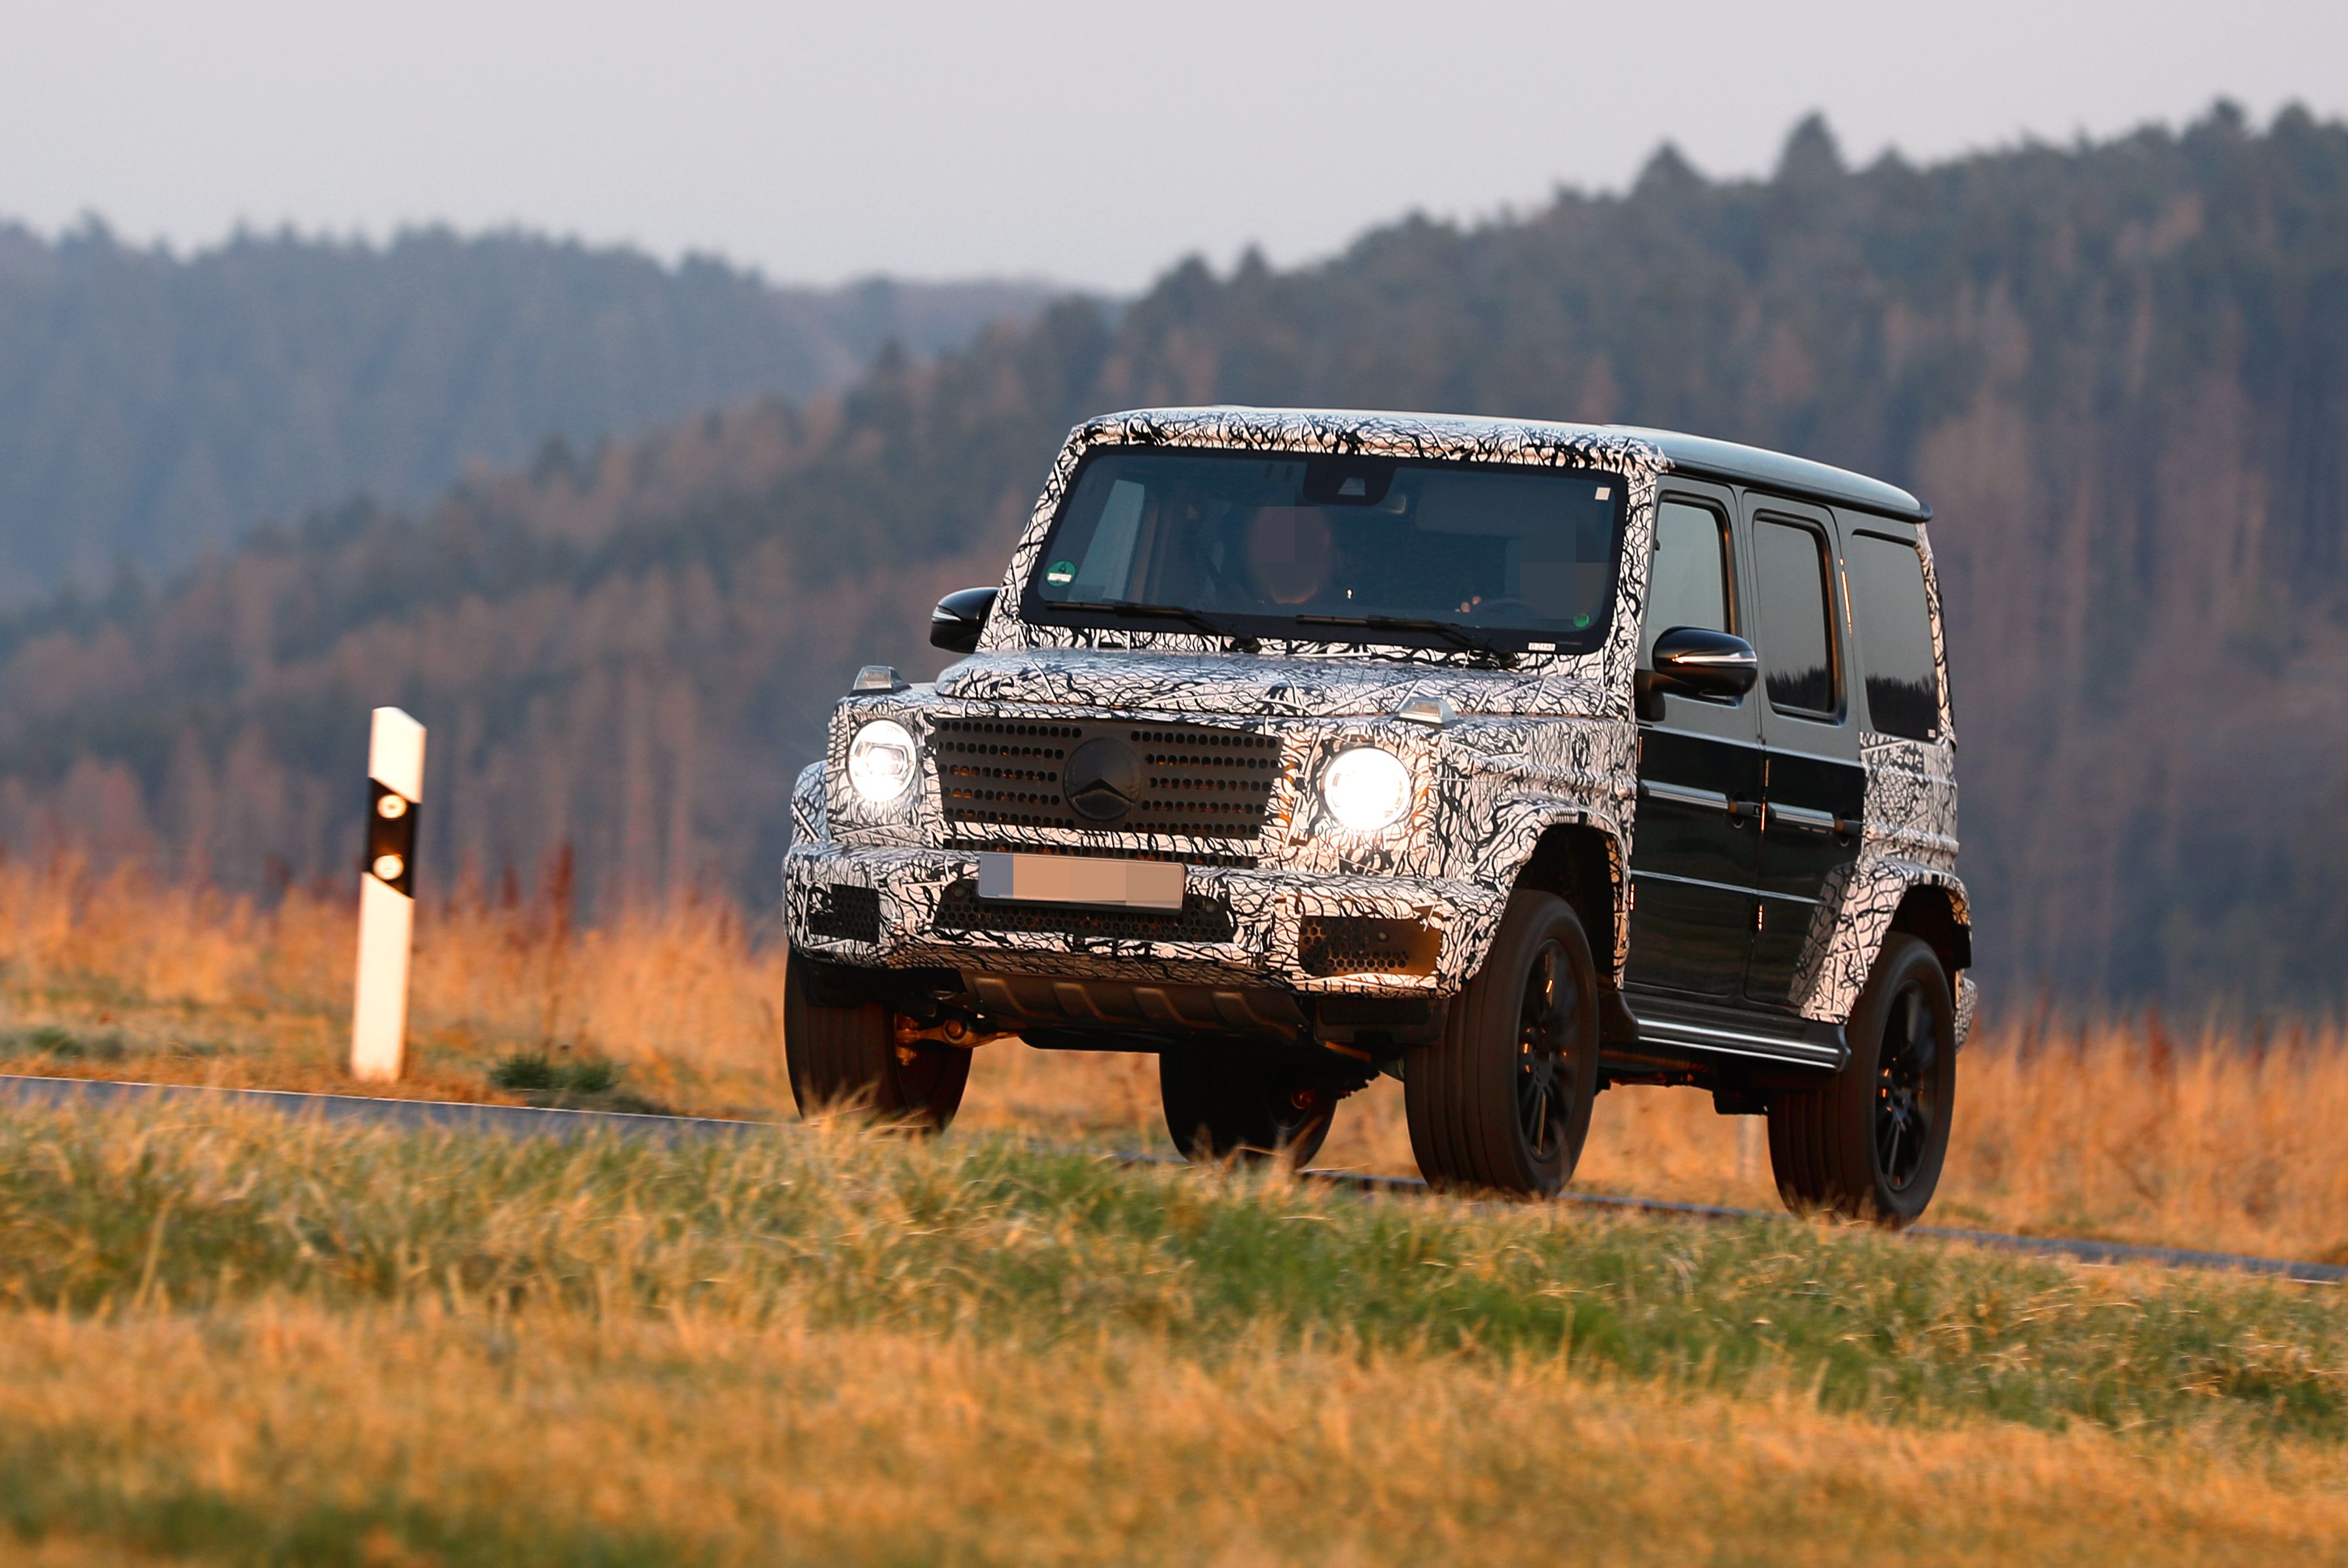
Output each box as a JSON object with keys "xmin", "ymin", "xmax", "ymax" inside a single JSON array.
[
  {"xmin": 1767, "ymin": 933, "xmax": 1956, "ymax": 1226},
  {"xmin": 1160, "ymin": 1050, "xmax": 1338, "ymax": 1167},
  {"xmin": 1404, "ymin": 890, "xmax": 1601, "ymax": 1196},
  {"xmin": 784, "ymin": 950, "xmax": 969, "ymax": 1132}
]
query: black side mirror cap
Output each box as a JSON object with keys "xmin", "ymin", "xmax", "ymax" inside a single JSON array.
[
  {"xmin": 929, "ymin": 586, "xmax": 1000, "ymax": 654},
  {"xmin": 1642, "ymin": 626, "xmax": 1758, "ymax": 710}
]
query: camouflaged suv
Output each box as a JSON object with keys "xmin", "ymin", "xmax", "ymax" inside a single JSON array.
[{"xmin": 784, "ymin": 406, "xmax": 1973, "ymax": 1221}]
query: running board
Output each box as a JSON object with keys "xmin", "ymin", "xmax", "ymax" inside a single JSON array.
[{"xmin": 1627, "ymin": 997, "xmax": 1848, "ymax": 1071}]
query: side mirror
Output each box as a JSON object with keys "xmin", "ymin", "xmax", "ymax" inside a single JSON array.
[
  {"xmin": 1641, "ymin": 626, "xmax": 1758, "ymax": 711},
  {"xmin": 929, "ymin": 586, "xmax": 1000, "ymax": 654}
]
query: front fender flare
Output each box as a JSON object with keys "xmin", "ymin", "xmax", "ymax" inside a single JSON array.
[
  {"xmin": 1460, "ymin": 795, "xmax": 1634, "ymax": 988},
  {"xmin": 790, "ymin": 760, "xmax": 828, "ymax": 847}
]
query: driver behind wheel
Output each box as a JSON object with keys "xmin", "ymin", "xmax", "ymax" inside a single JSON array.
[{"xmin": 1242, "ymin": 505, "xmax": 1335, "ymax": 605}]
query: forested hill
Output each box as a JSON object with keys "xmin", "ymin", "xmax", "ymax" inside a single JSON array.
[
  {"xmin": 0, "ymin": 222, "xmax": 1053, "ymax": 596},
  {"xmin": 3, "ymin": 103, "xmax": 2345, "ymax": 1007}
]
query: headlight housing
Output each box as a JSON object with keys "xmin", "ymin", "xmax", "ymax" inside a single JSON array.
[
  {"xmin": 1319, "ymin": 745, "xmax": 1412, "ymax": 832},
  {"xmin": 846, "ymin": 718, "xmax": 918, "ymax": 804}
]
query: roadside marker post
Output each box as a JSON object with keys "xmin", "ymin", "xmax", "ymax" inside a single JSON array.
[{"xmin": 351, "ymin": 707, "xmax": 425, "ymax": 1082}]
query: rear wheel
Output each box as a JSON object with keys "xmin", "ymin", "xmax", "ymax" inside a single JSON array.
[
  {"xmin": 1159, "ymin": 1051, "xmax": 1338, "ymax": 1167},
  {"xmin": 1405, "ymin": 890, "xmax": 1601, "ymax": 1196},
  {"xmin": 1767, "ymin": 933, "xmax": 1955, "ymax": 1225},
  {"xmin": 784, "ymin": 950, "xmax": 969, "ymax": 1131}
]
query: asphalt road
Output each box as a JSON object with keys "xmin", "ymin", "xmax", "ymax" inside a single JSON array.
[{"xmin": 3, "ymin": 1072, "xmax": 2339, "ymax": 1285}]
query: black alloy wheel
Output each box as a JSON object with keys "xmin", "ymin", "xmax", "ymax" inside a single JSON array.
[
  {"xmin": 1515, "ymin": 938, "xmax": 1580, "ymax": 1167},
  {"xmin": 1159, "ymin": 1050, "xmax": 1339, "ymax": 1167},
  {"xmin": 1405, "ymin": 890, "xmax": 1601, "ymax": 1196},
  {"xmin": 1766, "ymin": 933, "xmax": 1957, "ymax": 1226},
  {"xmin": 784, "ymin": 949, "xmax": 970, "ymax": 1132},
  {"xmin": 1874, "ymin": 981, "xmax": 1940, "ymax": 1196}
]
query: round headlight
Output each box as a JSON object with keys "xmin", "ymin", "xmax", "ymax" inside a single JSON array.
[
  {"xmin": 1320, "ymin": 745, "xmax": 1412, "ymax": 832},
  {"xmin": 846, "ymin": 719, "xmax": 918, "ymax": 804}
]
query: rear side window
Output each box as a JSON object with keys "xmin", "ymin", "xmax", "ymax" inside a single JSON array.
[
  {"xmin": 1640, "ymin": 499, "xmax": 1732, "ymax": 664},
  {"xmin": 1751, "ymin": 517, "xmax": 1837, "ymax": 716},
  {"xmin": 1845, "ymin": 531, "xmax": 1942, "ymax": 741}
]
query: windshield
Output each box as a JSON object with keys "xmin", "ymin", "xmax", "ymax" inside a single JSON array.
[{"xmin": 1023, "ymin": 448, "xmax": 1626, "ymax": 657}]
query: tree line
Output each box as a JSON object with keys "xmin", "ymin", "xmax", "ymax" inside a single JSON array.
[{"xmin": 0, "ymin": 104, "xmax": 2341, "ymax": 1007}]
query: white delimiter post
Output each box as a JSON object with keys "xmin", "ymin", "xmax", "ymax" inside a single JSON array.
[{"xmin": 350, "ymin": 707, "xmax": 426, "ymax": 1082}]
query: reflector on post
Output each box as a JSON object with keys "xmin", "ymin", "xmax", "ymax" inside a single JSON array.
[{"xmin": 351, "ymin": 707, "xmax": 425, "ymax": 1082}]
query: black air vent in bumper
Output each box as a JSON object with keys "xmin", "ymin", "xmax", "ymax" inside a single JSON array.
[
  {"xmin": 1297, "ymin": 915, "xmax": 1441, "ymax": 977},
  {"xmin": 808, "ymin": 883, "xmax": 882, "ymax": 944}
]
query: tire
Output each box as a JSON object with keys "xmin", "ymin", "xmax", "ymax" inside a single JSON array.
[
  {"xmin": 1767, "ymin": 933, "xmax": 1956, "ymax": 1226},
  {"xmin": 784, "ymin": 949, "xmax": 969, "ymax": 1132},
  {"xmin": 1159, "ymin": 1050, "xmax": 1338, "ymax": 1167},
  {"xmin": 1404, "ymin": 890, "xmax": 1602, "ymax": 1196}
]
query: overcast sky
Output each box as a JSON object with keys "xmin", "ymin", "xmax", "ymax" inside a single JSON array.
[{"xmin": 2, "ymin": 0, "xmax": 2343, "ymax": 292}]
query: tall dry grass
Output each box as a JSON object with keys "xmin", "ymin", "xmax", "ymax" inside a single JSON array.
[
  {"xmin": 8, "ymin": 1302, "xmax": 2347, "ymax": 1567},
  {"xmin": 0, "ymin": 854, "xmax": 791, "ymax": 1111},
  {"xmin": 0, "ymin": 855, "xmax": 2343, "ymax": 1258}
]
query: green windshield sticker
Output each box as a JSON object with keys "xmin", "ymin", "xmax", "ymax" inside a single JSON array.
[
  {"xmin": 1046, "ymin": 560, "xmax": 1077, "ymax": 585},
  {"xmin": 1573, "ymin": 613, "xmax": 1593, "ymax": 629}
]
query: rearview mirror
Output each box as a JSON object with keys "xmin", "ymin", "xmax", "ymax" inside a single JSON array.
[
  {"xmin": 1641, "ymin": 626, "xmax": 1758, "ymax": 710},
  {"xmin": 929, "ymin": 586, "xmax": 1000, "ymax": 654}
]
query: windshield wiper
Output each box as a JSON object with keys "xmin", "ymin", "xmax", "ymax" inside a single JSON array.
[
  {"xmin": 1291, "ymin": 613, "xmax": 1519, "ymax": 668},
  {"xmin": 1054, "ymin": 599, "xmax": 1261, "ymax": 654}
]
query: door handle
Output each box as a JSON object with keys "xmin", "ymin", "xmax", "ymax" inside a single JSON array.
[
  {"xmin": 1766, "ymin": 802, "xmax": 1860, "ymax": 838},
  {"xmin": 1638, "ymin": 781, "xmax": 1730, "ymax": 811},
  {"xmin": 1727, "ymin": 797, "xmax": 1761, "ymax": 827}
]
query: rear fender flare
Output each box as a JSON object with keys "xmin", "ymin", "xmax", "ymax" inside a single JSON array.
[{"xmin": 1790, "ymin": 856, "xmax": 1970, "ymax": 1024}]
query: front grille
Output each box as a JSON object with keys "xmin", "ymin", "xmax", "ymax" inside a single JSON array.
[
  {"xmin": 933, "ymin": 718, "xmax": 1284, "ymax": 840},
  {"xmin": 1297, "ymin": 915, "xmax": 1441, "ymax": 978},
  {"xmin": 808, "ymin": 883, "xmax": 882, "ymax": 943},
  {"xmin": 933, "ymin": 879, "xmax": 1238, "ymax": 944}
]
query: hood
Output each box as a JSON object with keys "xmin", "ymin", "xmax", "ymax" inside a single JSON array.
[{"xmin": 931, "ymin": 647, "xmax": 1600, "ymax": 721}]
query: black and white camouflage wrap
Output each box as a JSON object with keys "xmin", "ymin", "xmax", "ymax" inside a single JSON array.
[{"xmin": 786, "ymin": 406, "xmax": 1969, "ymax": 1037}]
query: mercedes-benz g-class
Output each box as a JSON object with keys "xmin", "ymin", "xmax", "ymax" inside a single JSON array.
[{"xmin": 784, "ymin": 406, "xmax": 1973, "ymax": 1222}]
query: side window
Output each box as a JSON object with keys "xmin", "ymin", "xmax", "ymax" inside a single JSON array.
[
  {"xmin": 1752, "ymin": 517, "xmax": 1838, "ymax": 717},
  {"xmin": 1640, "ymin": 499, "xmax": 1732, "ymax": 665},
  {"xmin": 1845, "ymin": 531, "xmax": 1941, "ymax": 741}
]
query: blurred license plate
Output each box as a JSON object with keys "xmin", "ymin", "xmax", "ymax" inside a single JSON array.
[{"xmin": 975, "ymin": 852, "xmax": 1185, "ymax": 911}]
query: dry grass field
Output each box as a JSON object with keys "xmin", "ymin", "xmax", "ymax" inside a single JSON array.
[
  {"xmin": 0, "ymin": 857, "xmax": 2345, "ymax": 1562},
  {"xmin": 10, "ymin": 1289, "xmax": 2348, "ymax": 1567},
  {"xmin": 1, "ymin": 1101, "xmax": 2347, "ymax": 1565},
  {"xmin": 1, "ymin": 857, "xmax": 2345, "ymax": 1262}
]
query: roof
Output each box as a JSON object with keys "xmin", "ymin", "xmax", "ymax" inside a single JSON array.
[
  {"xmin": 1606, "ymin": 425, "xmax": 1930, "ymax": 523},
  {"xmin": 1074, "ymin": 407, "xmax": 1930, "ymax": 524}
]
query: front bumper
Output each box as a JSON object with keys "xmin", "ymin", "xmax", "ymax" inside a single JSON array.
[{"xmin": 784, "ymin": 840, "xmax": 1500, "ymax": 995}]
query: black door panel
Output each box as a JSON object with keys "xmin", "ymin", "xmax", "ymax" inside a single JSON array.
[
  {"xmin": 1636, "ymin": 732, "xmax": 1765, "ymax": 883},
  {"xmin": 1747, "ymin": 752, "xmax": 1864, "ymax": 1004},
  {"xmin": 1628, "ymin": 732, "xmax": 1761, "ymax": 997},
  {"xmin": 1629, "ymin": 485, "xmax": 1763, "ymax": 1001},
  {"xmin": 1743, "ymin": 501, "xmax": 1864, "ymax": 1010},
  {"xmin": 1755, "ymin": 752, "xmax": 1864, "ymax": 900},
  {"xmin": 1627, "ymin": 876, "xmax": 1751, "ymax": 997}
]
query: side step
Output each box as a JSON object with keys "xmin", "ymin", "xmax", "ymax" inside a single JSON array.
[{"xmin": 1625, "ymin": 994, "xmax": 1847, "ymax": 1071}]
